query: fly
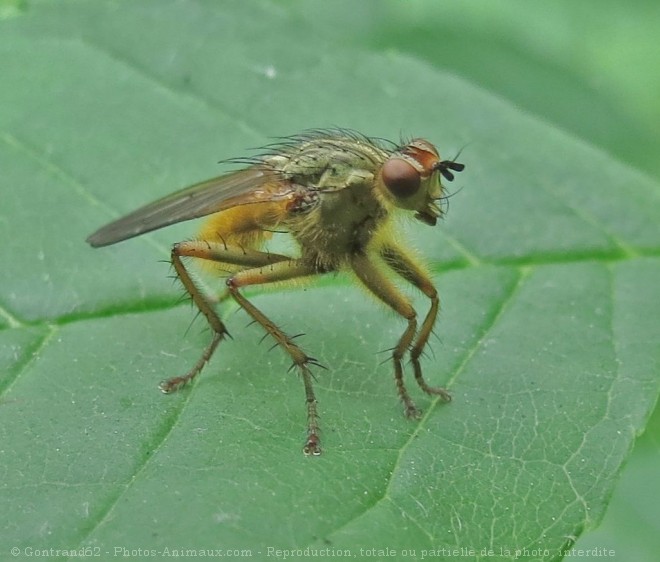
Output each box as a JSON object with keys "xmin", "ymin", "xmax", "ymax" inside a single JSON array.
[{"xmin": 87, "ymin": 129, "xmax": 465, "ymax": 455}]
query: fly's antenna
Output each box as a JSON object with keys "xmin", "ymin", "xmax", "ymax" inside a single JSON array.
[
  {"xmin": 434, "ymin": 143, "xmax": 468, "ymax": 182},
  {"xmin": 434, "ymin": 157, "xmax": 465, "ymax": 182}
]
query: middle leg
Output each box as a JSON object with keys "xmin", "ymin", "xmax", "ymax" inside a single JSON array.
[
  {"xmin": 167, "ymin": 239, "xmax": 327, "ymax": 454},
  {"xmin": 159, "ymin": 240, "xmax": 292, "ymax": 393},
  {"xmin": 226, "ymin": 259, "xmax": 328, "ymax": 456}
]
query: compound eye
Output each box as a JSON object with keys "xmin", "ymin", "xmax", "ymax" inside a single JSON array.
[{"xmin": 382, "ymin": 158, "xmax": 421, "ymax": 198}]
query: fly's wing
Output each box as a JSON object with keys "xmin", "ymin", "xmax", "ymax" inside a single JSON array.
[{"xmin": 87, "ymin": 167, "xmax": 292, "ymax": 247}]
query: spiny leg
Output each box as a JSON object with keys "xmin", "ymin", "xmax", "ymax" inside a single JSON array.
[
  {"xmin": 381, "ymin": 244, "xmax": 451, "ymax": 402},
  {"xmin": 159, "ymin": 240, "xmax": 292, "ymax": 393},
  {"xmin": 226, "ymin": 259, "xmax": 326, "ymax": 456},
  {"xmin": 349, "ymin": 252, "xmax": 421, "ymax": 418}
]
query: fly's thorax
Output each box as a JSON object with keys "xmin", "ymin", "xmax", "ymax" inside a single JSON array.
[
  {"xmin": 264, "ymin": 136, "xmax": 392, "ymax": 264},
  {"xmin": 276, "ymin": 137, "xmax": 388, "ymax": 192},
  {"xmin": 286, "ymin": 175, "xmax": 392, "ymax": 268},
  {"xmin": 376, "ymin": 138, "xmax": 446, "ymax": 226}
]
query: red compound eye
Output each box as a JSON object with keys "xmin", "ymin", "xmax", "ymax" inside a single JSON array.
[{"xmin": 381, "ymin": 158, "xmax": 421, "ymax": 198}]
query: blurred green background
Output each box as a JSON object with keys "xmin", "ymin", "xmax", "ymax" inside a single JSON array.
[
  {"xmin": 293, "ymin": 0, "xmax": 660, "ymax": 182},
  {"xmin": 291, "ymin": 0, "xmax": 660, "ymax": 558}
]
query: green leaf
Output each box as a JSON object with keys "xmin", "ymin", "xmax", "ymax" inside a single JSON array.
[{"xmin": 1, "ymin": 1, "xmax": 658, "ymax": 560}]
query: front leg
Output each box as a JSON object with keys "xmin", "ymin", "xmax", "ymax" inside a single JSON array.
[
  {"xmin": 381, "ymin": 243, "xmax": 451, "ymax": 402},
  {"xmin": 349, "ymin": 252, "xmax": 421, "ymax": 418}
]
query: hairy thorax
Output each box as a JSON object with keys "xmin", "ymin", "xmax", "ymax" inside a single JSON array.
[{"xmin": 287, "ymin": 181, "xmax": 391, "ymax": 270}]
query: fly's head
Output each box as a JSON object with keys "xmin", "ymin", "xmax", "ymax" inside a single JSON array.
[{"xmin": 378, "ymin": 139, "xmax": 464, "ymax": 226}]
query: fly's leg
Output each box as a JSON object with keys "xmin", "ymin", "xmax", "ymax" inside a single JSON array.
[
  {"xmin": 159, "ymin": 246, "xmax": 226, "ymax": 393},
  {"xmin": 349, "ymin": 253, "xmax": 421, "ymax": 418},
  {"xmin": 226, "ymin": 260, "xmax": 326, "ymax": 456},
  {"xmin": 167, "ymin": 241, "xmax": 325, "ymax": 454},
  {"xmin": 159, "ymin": 241, "xmax": 291, "ymax": 393},
  {"xmin": 381, "ymin": 244, "xmax": 451, "ymax": 402}
]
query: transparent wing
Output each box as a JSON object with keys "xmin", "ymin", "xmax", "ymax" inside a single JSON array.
[{"xmin": 87, "ymin": 167, "xmax": 292, "ymax": 247}]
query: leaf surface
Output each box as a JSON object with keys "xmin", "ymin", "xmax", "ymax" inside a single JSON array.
[{"xmin": 0, "ymin": 1, "xmax": 658, "ymax": 560}]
